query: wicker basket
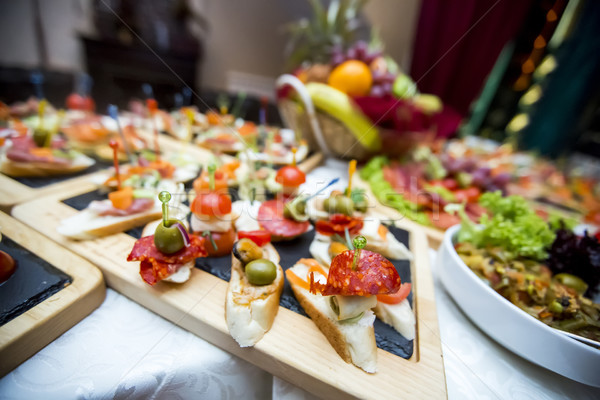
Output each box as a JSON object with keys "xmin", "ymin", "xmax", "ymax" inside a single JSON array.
[{"xmin": 276, "ymin": 74, "xmax": 375, "ymax": 161}]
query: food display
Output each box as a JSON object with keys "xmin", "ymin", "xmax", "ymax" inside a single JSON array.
[
  {"xmin": 8, "ymin": 70, "xmax": 596, "ymax": 393},
  {"xmin": 449, "ymin": 192, "xmax": 600, "ymax": 341},
  {"xmin": 127, "ymin": 191, "xmax": 207, "ymax": 285},
  {"xmin": 56, "ymin": 141, "xmax": 176, "ymax": 239},
  {"xmin": 226, "ymin": 236, "xmax": 284, "ymax": 347},
  {"xmin": 0, "ymin": 101, "xmax": 95, "ymax": 177},
  {"xmin": 287, "ymin": 235, "xmax": 406, "ymax": 373}
]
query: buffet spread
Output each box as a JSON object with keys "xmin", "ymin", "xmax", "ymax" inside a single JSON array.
[{"xmin": 1, "ymin": 2, "xmax": 600, "ymax": 393}]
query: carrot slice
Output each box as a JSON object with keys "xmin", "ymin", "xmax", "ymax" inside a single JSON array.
[
  {"xmin": 285, "ymin": 269, "xmax": 310, "ymax": 292},
  {"xmin": 298, "ymin": 258, "xmax": 328, "ymax": 277},
  {"xmin": 109, "ymin": 186, "xmax": 134, "ymax": 210},
  {"xmin": 378, "ymin": 224, "xmax": 388, "ymax": 241},
  {"xmin": 238, "ymin": 122, "xmax": 256, "ymax": 136},
  {"xmin": 29, "ymin": 147, "xmax": 54, "ymax": 159}
]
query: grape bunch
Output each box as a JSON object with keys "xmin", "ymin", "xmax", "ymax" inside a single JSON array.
[
  {"xmin": 370, "ymin": 70, "xmax": 396, "ymax": 97},
  {"xmin": 330, "ymin": 41, "xmax": 396, "ymax": 97},
  {"xmin": 442, "ymin": 155, "xmax": 512, "ymax": 194},
  {"xmin": 331, "ymin": 41, "xmax": 379, "ymax": 66}
]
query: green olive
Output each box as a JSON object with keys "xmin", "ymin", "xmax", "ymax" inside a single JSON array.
[
  {"xmin": 33, "ymin": 128, "xmax": 50, "ymax": 147},
  {"xmin": 233, "ymin": 238, "xmax": 263, "ymax": 265},
  {"xmin": 353, "ymin": 198, "xmax": 368, "ymax": 213},
  {"xmin": 554, "ymin": 273, "xmax": 588, "ymax": 295},
  {"xmin": 548, "ymin": 300, "xmax": 564, "ymax": 314},
  {"xmin": 245, "ymin": 259, "xmax": 277, "ymax": 285},
  {"xmin": 284, "ymin": 199, "xmax": 308, "ymax": 221},
  {"xmin": 325, "ymin": 195, "xmax": 354, "ymax": 216},
  {"xmin": 154, "ymin": 219, "xmax": 186, "ymax": 254},
  {"xmin": 323, "ymin": 197, "xmax": 335, "ymax": 213}
]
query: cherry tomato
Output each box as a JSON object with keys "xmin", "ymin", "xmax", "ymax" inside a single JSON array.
[
  {"xmin": 66, "ymin": 93, "xmax": 95, "ymax": 111},
  {"xmin": 191, "ymin": 191, "xmax": 232, "ymax": 217},
  {"xmin": 275, "ymin": 166, "xmax": 306, "ymax": 187},
  {"xmin": 237, "ymin": 230, "xmax": 271, "ymax": 247},
  {"xmin": 377, "ymin": 283, "xmax": 411, "ymax": 305},
  {"xmin": 204, "ymin": 228, "xmax": 235, "ymax": 257},
  {"xmin": 0, "ymin": 250, "xmax": 16, "ymax": 284}
]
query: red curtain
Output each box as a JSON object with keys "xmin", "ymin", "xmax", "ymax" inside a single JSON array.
[{"xmin": 410, "ymin": 0, "xmax": 533, "ymax": 116}]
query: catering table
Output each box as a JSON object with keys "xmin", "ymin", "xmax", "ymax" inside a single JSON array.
[{"xmin": 1, "ymin": 160, "xmax": 600, "ymax": 399}]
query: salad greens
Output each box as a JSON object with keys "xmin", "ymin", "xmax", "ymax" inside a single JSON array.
[{"xmin": 447, "ymin": 191, "xmax": 555, "ymax": 261}]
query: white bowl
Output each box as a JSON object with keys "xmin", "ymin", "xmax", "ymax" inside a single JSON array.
[{"xmin": 437, "ymin": 225, "xmax": 600, "ymax": 387}]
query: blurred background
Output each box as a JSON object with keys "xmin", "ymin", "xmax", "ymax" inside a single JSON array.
[{"xmin": 0, "ymin": 0, "xmax": 599, "ymax": 159}]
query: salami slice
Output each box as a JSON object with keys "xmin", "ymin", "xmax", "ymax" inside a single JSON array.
[
  {"xmin": 257, "ymin": 199, "xmax": 310, "ymax": 240},
  {"xmin": 426, "ymin": 211, "xmax": 460, "ymax": 230},
  {"xmin": 315, "ymin": 214, "xmax": 363, "ymax": 236},
  {"xmin": 7, "ymin": 136, "xmax": 71, "ymax": 164},
  {"xmin": 127, "ymin": 234, "xmax": 207, "ymax": 285},
  {"xmin": 310, "ymin": 249, "xmax": 401, "ymax": 296}
]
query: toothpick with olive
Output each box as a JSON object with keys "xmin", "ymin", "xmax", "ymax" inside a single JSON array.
[
  {"xmin": 154, "ymin": 191, "xmax": 189, "ymax": 254},
  {"xmin": 33, "ymin": 99, "xmax": 51, "ymax": 147},
  {"xmin": 283, "ymin": 177, "xmax": 340, "ymax": 221}
]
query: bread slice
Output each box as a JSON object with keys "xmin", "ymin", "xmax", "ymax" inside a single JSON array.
[
  {"xmin": 0, "ymin": 152, "xmax": 95, "ymax": 177},
  {"xmin": 287, "ymin": 261, "xmax": 377, "ymax": 373},
  {"xmin": 225, "ymin": 244, "xmax": 283, "ymax": 347},
  {"xmin": 57, "ymin": 202, "xmax": 162, "ymax": 240},
  {"xmin": 373, "ymin": 300, "xmax": 416, "ymax": 340}
]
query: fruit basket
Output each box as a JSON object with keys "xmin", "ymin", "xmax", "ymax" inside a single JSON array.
[{"xmin": 276, "ymin": 74, "xmax": 376, "ymax": 161}]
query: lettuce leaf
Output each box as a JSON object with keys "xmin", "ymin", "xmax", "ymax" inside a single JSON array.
[{"xmin": 449, "ymin": 191, "xmax": 555, "ymax": 261}]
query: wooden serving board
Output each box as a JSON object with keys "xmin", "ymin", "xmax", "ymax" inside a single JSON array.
[
  {"xmin": 0, "ymin": 163, "xmax": 114, "ymax": 212},
  {"xmin": 0, "ymin": 129, "xmax": 222, "ymax": 212},
  {"xmin": 0, "ymin": 212, "xmax": 105, "ymax": 376},
  {"xmin": 12, "ymin": 187, "xmax": 446, "ymax": 398}
]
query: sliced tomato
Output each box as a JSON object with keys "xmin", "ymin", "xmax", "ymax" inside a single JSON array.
[
  {"xmin": 315, "ymin": 214, "xmax": 363, "ymax": 236},
  {"xmin": 204, "ymin": 228, "xmax": 236, "ymax": 257},
  {"xmin": 377, "ymin": 282, "xmax": 411, "ymax": 304},
  {"xmin": 191, "ymin": 191, "xmax": 232, "ymax": 217},
  {"xmin": 237, "ymin": 230, "xmax": 271, "ymax": 246}
]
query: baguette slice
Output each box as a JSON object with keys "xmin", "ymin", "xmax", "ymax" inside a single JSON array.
[
  {"xmin": 287, "ymin": 261, "xmax": 378, "ymax": 373},
  {"xmin": 0, "ymin": 152, "xmax": 95, "ymax": 177},
  {"xmin": 373, "ymin": 300, "xmax": 416, "ymax": 340},
  {"xmin": 226, "ymin": 244, "xmax": 283, "ymax": 347},
  {"xmin": 57, "ymin": 201, "xmax": 162, "ymax": 240}
]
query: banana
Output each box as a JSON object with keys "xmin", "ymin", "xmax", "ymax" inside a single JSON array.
[{"xmin": 306, "ymin": 83, "xmax": 381, "ymax": 151}]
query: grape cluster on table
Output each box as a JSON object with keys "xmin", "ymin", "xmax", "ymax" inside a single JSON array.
[{"xmin": 441, "ymin": 155, "xmax": 511, "ymax": 194}]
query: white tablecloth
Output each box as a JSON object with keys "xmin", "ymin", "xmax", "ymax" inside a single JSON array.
[{"xmin": 2, "ymin": 160, "xmax": 600, "ymax": 399}]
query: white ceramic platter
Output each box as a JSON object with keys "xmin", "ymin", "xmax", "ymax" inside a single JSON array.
[{"xmin": 437, "ymin": 225, "xmax": 600, "ymax": 387}]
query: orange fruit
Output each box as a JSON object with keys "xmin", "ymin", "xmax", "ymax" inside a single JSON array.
[{"xmin": 328, "ymin": 60, "xmax": 373, "ymax": 96}]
